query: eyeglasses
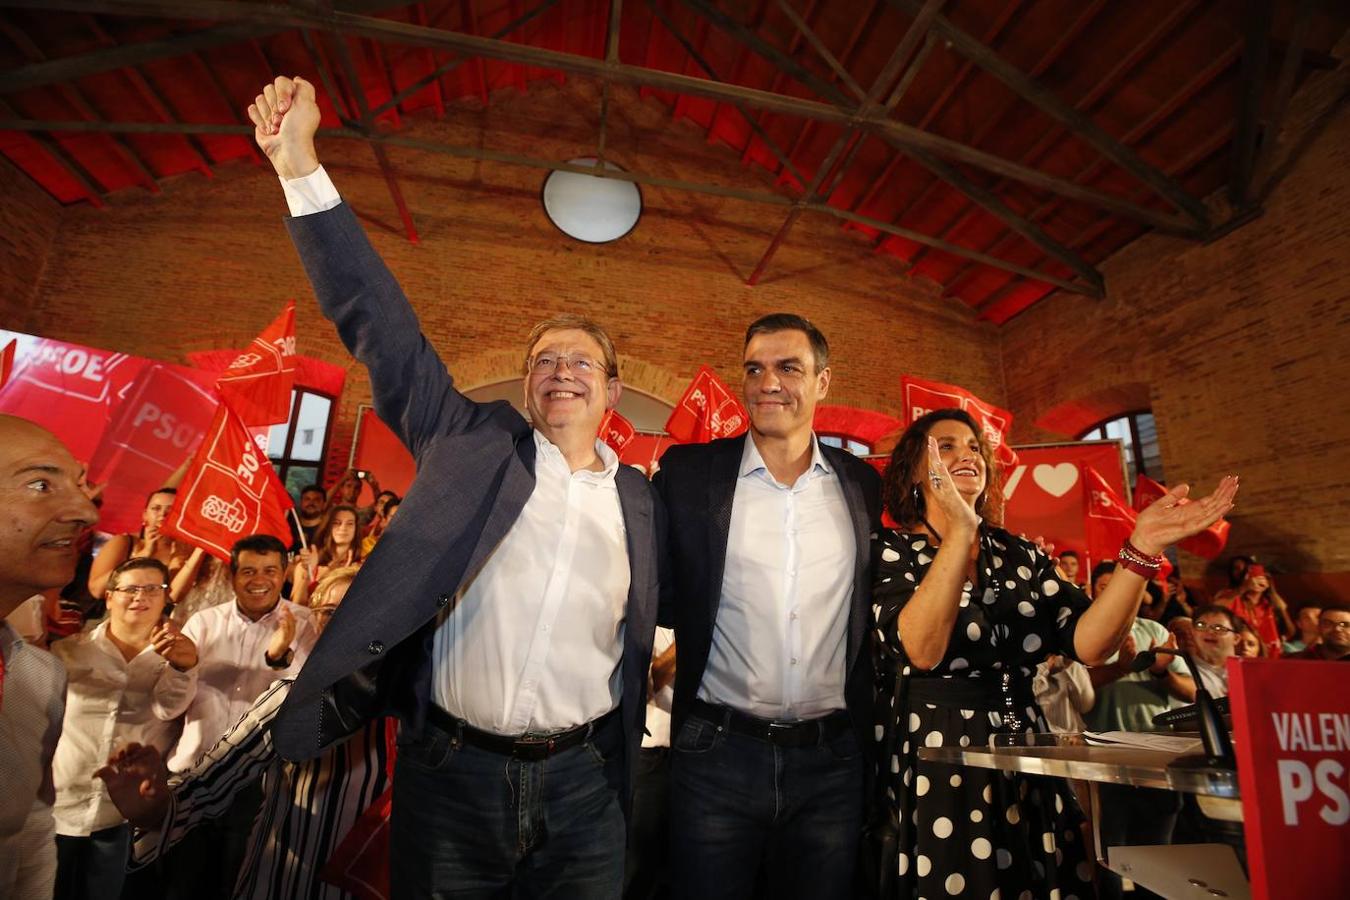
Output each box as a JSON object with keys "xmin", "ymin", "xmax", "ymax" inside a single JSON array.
[
  {"xmin": 1194, "ymin": 621, "xmax": 1235, "ymax": 635},
  {"xmin": 112, "ymin": 583, "xmax": 168, "ymax": 597},
  {"xmin": 528, "ymin": 353, "xmax": 605, "ymax": 376}
]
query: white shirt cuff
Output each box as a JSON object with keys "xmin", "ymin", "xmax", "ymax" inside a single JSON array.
[{"xmin": 279, "ymin": 165, "xmax": 341, "ymax": 217}]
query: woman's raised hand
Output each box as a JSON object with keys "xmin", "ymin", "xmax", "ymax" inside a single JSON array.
[
  {"xmin": 1131, "ymin": 475, "xmax": 1239, "ymax": 556},
  {"xmin": 925, "ymin": 436, "xmax": 981, "ymax": 537}
]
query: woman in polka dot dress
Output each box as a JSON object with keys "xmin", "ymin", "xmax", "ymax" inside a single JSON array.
[{"xmin": 871, "ymin": 409, "xmax": 1239, "ymax": 899}]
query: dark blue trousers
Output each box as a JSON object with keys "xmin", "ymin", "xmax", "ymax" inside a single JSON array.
[
  {"xmin": 391, "ymin": 713, "xmax": 627, "ymax": 899},
  {"xmin": 668, "ymin": 710, "xmax": 864, "ymax": 900}
]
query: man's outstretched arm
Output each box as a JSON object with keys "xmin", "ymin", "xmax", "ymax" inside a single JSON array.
[{"xmin": 247, "ymin": 76, "xmax": 474, "ymax": 455}]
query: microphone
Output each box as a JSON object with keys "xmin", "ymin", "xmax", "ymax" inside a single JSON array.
[{"xmin": 1129, "ymin": 648, "xmax": 1235, "ymax": 769}]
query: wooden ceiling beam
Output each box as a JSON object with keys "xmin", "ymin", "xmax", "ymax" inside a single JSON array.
[
  {"xmin": 904, "ymin": 0, "xmax": 1108, "ymax": 269},
  {"xmin": 9, "ymin": 0, "xmax": 1195, "ymax": 231},
  {"xmin": 939, "ymin": 16, "xmax": 1229, "ymax": 297},
  {"xmin": 1249, "ymin": 0, "xmax": 1317, "ymax": 198},
  {"xmin": 80, "ymin": 15, "xmax": 215, "ymax": 176},
  {"xmin": 0, "ymin": 0, "xmax": 412, "ymax": 94},
  {"xmin": 1229, "ymin": 0, "xmax": 1274, "ymax": 208},
  {"xmin": 0, "ymin": 17, "xmax": 160, "ymax": 192},
  {"xmin": 0, "ymin": 97, "xmax": 107, "ymax": 205},
  {"xmin": 889, "ymin": 0, "xmax": 1211, "ymax": 229},
  {"xmin": 686, "ymin": 0, "xmax": 1103, "ymax": 292},
  {"xmin": 323, "ymin": 28, "xmax": 419, "ymax": 242}
]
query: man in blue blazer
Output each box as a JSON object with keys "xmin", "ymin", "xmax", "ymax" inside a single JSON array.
[
  {"xmin": 654, "ymin": 314, "xmax": 882, "ymax": 900},
  {"xmin": 248, "ymin": 76, "xmax": 661, "ymax": 899}
]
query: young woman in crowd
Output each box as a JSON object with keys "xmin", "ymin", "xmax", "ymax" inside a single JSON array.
[
  {"xmin": 870, "ymin": 408, "xmax": 1237, "ymax": 898},
  {"xmin": 1234, "ymin": 619, "xmax": 1266, "ymax": 658},
  {"xmin": 51, "ymin": 557, "xmax": 198, "ymax": 899},
  {"xmin": 290, "ymin": 505, "xmax": 363, "ymax": 606},
  {"xmin": 87, "ymin": 488, "xmax": 190, "ymax": 599},
  {"xmin": 1222, "ymin": 564, "xmax": 1292, "ymax": 657}
]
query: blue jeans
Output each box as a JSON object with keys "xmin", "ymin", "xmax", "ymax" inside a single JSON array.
[
  {"xmin": 54, "ymin": 825, "xmax": 130, "ymax": 900},
  {"xmin": 669, "ymin": 711, "xmax": 864, "ymax": 900},
  {"xmin": 391, "ymin": 712, "xmax": 627, "ymax": 899}
]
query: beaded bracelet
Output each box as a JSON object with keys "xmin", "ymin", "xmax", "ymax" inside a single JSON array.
[{"xmin": 1117, "ymin": 538, "xmax": 1164, "ymax": 578}]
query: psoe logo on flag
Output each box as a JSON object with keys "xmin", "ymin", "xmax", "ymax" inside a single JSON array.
[
  {"xmin": 229, "ymin": 352, "xmax": 264, "ymax": 369},
  {"xmin": 201, "ymin": 495, "xmax": 248, "ymax": 533}
]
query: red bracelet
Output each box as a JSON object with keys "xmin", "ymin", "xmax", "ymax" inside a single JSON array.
[
  {"xmin": 1116, "ymin": 552, "xmax": 1160, "ymax": 579},
  {"xmin": 1120, "ymin": 538, "xmax": 1164, "ymax": 565}
]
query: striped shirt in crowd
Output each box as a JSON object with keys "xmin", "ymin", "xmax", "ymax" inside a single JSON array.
[{"xmin": 132, "ymin": 679, "xmax": 395, "ymax": 900}]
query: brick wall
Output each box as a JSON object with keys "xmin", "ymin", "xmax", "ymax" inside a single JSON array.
[
  {"xmin": 0, "ymin": 158, "xmax": 62, "ymax": 331},
  {"xmin": 1001, "ymin": 96, "xmax": 1350, "ymax": 598}
]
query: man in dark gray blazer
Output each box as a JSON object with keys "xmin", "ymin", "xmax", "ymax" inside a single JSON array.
[
  {"xmin": 655, "ymin": 314, "xmax": 881, "ymax": 900},
  {"xmin": 247, "ymin": 75, "xmax": 661, "ymax": 899}
]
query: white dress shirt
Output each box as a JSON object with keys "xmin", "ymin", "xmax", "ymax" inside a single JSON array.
[
  {"xmin": 168, "ymin": 599, "xmax": 314, "ymax": 772},
  {"xmin": 0, "ymin": 621, "xmax": 66, "ymax": 900},
  {"xmin": 699, "ymin": 435, "xmax": 855, "ymax": 721},
  {"xmin": 433, "ymin": 431, "xmax": 630, "ymax": 734},
  {"xmin": 50, "ymin": 622, "xmax": 196, "ymax": 835},
  {"xmin": 280, "ymin": 169, "xmax": 632, "ymax": 736}
]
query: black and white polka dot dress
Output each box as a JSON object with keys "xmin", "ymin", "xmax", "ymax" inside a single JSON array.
[{"xmin": 873, "ymin": 525, "xmax": 1098, "ymax": 899}]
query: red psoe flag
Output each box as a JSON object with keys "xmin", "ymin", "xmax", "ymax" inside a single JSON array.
[
  {"xmin": 216, "ymin": 301, "xmax": 297, "ymax": 426},
  {"xmin": 162, "ymin": 403, "xmax": 295, "ymax": 560},
  {"xmin": 664, "ymin": 366, "xmax": 749, "ymax": 444},
  {"xmin": 1085, "ymin": 466, "xmax": 1171, "ymax": 580},
  {"xmin": 598, "ymin": 409, "xmax": 637, "ymax": 455},
  {"xmin": 0, "ymin": 339, "xmax": 14, "ymax": 391},
  {"xmin": 1133, "ymin": 473, "xmax": 1230, "ymax": 559},
  {"xmin": 900, "ymin": 375, "xmax": 1018, "ymax": 467}
]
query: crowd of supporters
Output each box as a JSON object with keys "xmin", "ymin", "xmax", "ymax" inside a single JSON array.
[{"xmin": 6, "ymin": 469, "xmax": 396, "ymax": 900}]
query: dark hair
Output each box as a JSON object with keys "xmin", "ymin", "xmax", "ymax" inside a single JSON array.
[
  {"xmin": 300, "ymin": 484, "xmax": 325, "ymax": 498},
  {"xmin": 376, "ymin": 490, "xmax": 398, "ymax": 503},
  {"xmin": 1090, "ymin": 561, "xmax": 1116, "ymax": 586},
  {"xmin": 230, "ymin": 534, "xmax": 289, "ymax": 574},
  {"xmin": 145, "ymin": 487, "xmax": 177, "ymax": 504},
  {"xmin": 108, "ymin": 556, "xmax": 170, "ymax": 592},
  {"xmin": 385, "ymin": 497, "xmax": 401, "ymax": 513},
  {"xmin": 1193, "ymin": 604, "xmax": 1237, "ymax": 630},
  {"xmin": 314, "ymin": 504, "xmax": 364, "ymax": 567},
  {"xmin": 881, "ymin": 408, "xmax": 1004, "ymax": 529},
  {"xmin": 1058, "ymin": 550, "xmax": 1079, "ymax": 561},
  {"xmin": 744, "ymin": 313, "xmax": 829, "ymax": 372},
  {"xmin": 1226, "ymin": 554, "xmax": 1253, "ymax": 587}
]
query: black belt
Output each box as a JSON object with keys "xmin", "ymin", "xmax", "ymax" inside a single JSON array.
[
  {"xmin": 426, "ymin": 705, "xmax": 618, "ymax": 761},
  {"xmin": 690, "ymin": 699, "xmax": 851, "ymax": 748},
  {"xmin": 905, "ymin": 674, "xmax": 1036, "ymax": 730}
]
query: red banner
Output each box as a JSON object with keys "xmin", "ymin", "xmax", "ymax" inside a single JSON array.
[
  {"xmin": 664, "ymin": 366, "xmax": 748, "ymax": 444},
  {"xmin": 0, "ymin": 331, "xmax": 222, "ymax": 533},
  {"xmin": 599, "ymin": 409, "xmax": 637, "ymax": 455},
  {"xmin": 85, "ymin": 364, "xmax": 220, "ymax": 535},
  {"xmin": 163, "ymin": 403, "xmax": 294, "ymax": 560},
  {"xmin": 215, "ymin": 301, "xmax": 297, "ymax": 426},
  {"xmin": 1228, "ymin": 658, "xmax": 1350, "ymax": 900},
  {"xmin": 900, "ymin": 375, "xmax": 1018, "ymax": 467},
  {"xmin": 1133, "ymin": 473, "xmax": 1231, "ymax": 559}
]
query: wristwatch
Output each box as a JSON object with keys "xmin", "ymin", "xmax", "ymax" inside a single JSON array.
[{"xmin": 265, "ymin": 647, "xmax": 294, "ymax": 669}]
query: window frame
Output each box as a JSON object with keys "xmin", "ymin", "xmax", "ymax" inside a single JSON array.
[{"xmin": 266, "ymin": 387, "xmax": 336, "ymax": 492}]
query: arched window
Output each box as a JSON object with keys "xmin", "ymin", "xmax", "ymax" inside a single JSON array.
[
  {"xmin": 266, "ymin": 388, "xmax": 336, "ymax": 496},
  {"xmin": 1077, "ymin": 410, "xmax": 1163, "ymax": 484}
]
